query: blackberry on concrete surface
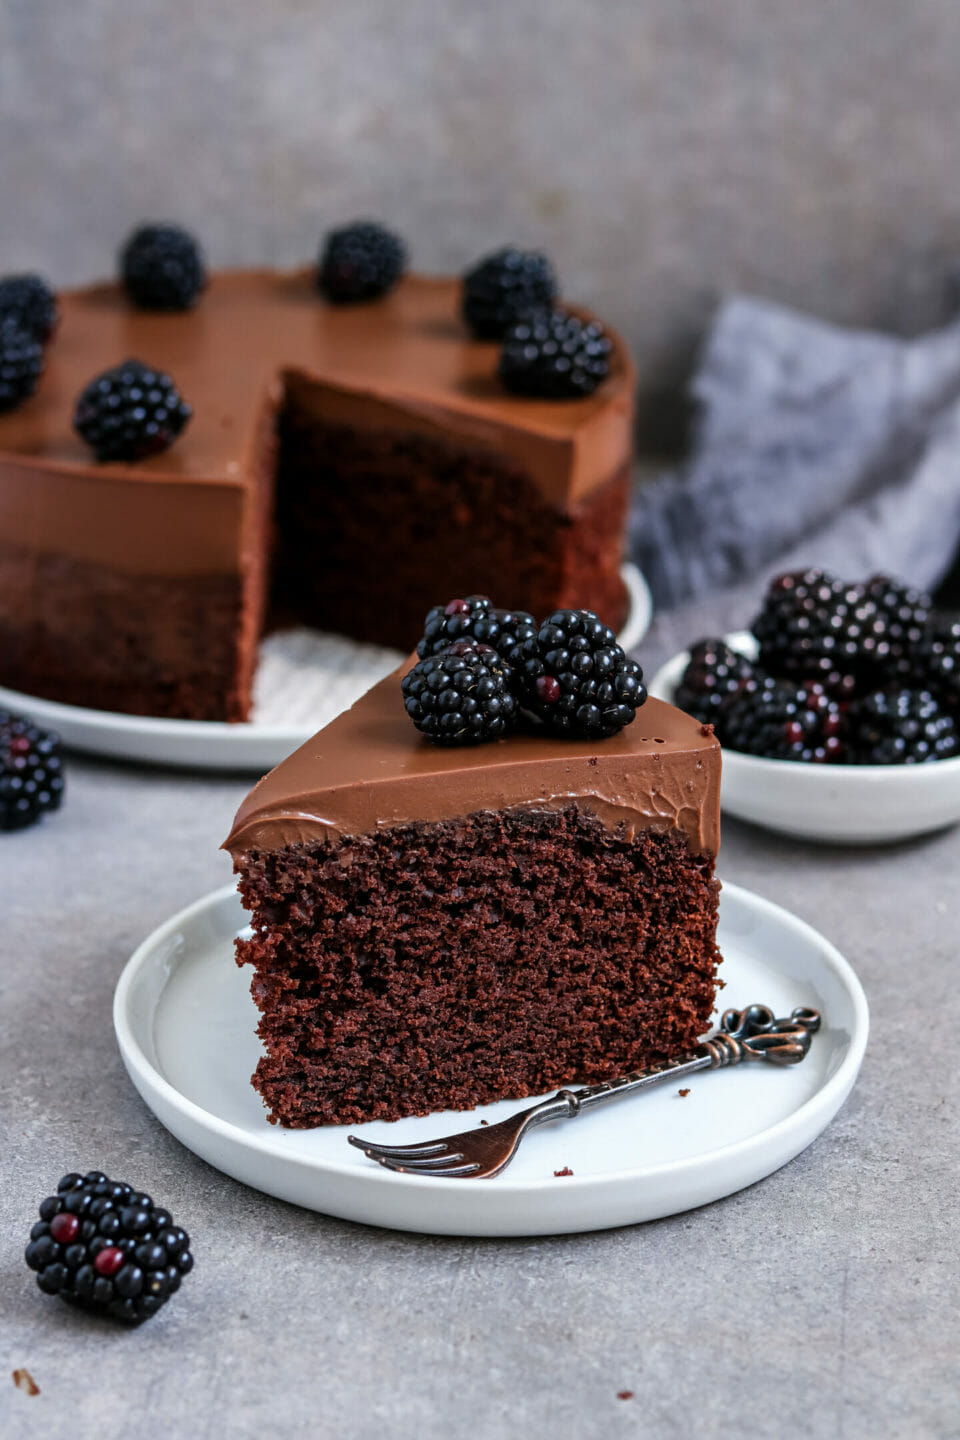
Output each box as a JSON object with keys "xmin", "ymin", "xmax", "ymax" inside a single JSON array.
[
  {"xmin": 718, "ymin": 674, "xmax": 844, "ymax": 763},
  {"xmin": 0, "ymin": 318, "xmax": 44, "ymax": 412},
  {"xmin": 417, "ymin": 596, "xmax": 536, "ymax": 662},
  {"xmin": 499, "ymin": 309, "xmax": 611, "ymax": 399},
  {"xmin": 25, "ymin": 1170, "xmax": 193, "ymax": 1325},
  {"xmin": 0, "ymin": 710, "xmax": 64, "ymax": 831},
  {"xmin": 73, "ymin": 358, "xmax": 192, "ymax": 462},
  {"xmin": 0, "ymin": 273, "xmax": 58, "ymax": 341},
  {"xmin": 120, "ymin": 224, "xmax": 206, "ymax": 310},
  {"xmin": 317, "ymin": 221, "xmax": 406, "ymax": 303},
  {"xmin": 674, "ymin": 638, "xmax": 755, "ymax": 725},
  {"xmin": 847, "ymin": 689, "xmax": 960, "ymax": 765},
  {"xmin": 513, "ymin": 608, "xmax": 645, "ymax": 738},
  {"xmin": 401, "ymin": 646, "xmax": 518, "ymax": 745},
  {"xmin": 462, "ymin": 248, "xmax": 558, "ymax": 339}
]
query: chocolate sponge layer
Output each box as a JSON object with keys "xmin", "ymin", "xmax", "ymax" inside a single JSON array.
[
  {"xmin": 270, "ymin": 409, "xmax": 629, "ymax": 649},
  {"xmin": 234, "ymin": 805, "xmax": 721, "ymax": 1128}
]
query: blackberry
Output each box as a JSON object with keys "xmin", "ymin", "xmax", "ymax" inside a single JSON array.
[
  {"xmin": 901, "ymin": 615, "xmax": 960, "ymax": 715},
  {"xmin": 120, "ymin": 224, "xmax": 206, "ymax": 310},
  {"xmin": 847, "ymin": 689, "xmax": 960, "ymax": 764},
  {"xmin": 499, "ymin": 309, "xmax": 612, "ymax": 400},
  {"xmin": 719, "ymin": 675, "xmax": 844, "ymax": 763},
  {"xmin": 0, "ymin": 318, "xmax": 44, "ymax": 412},
  {"xmin": 674, "ymin": 638, "xmax": 755, "ymax": 725},
  {"xmin": 73, "ymin": 358, "xmax": 192, "ymax": 462},
  {"xmin": 25, "ymin": 1170, "xmax": 193, "ymax": 1325},
  {"xmin": 861, "ymin": 574, "xmax": 932, "ymax": 681},
  {"xmin": 512, "ymin": 608, "xmax": 645, "ymax": 738},
  {"xmin": 863, "ymin": 574, "xmax": 931, "ymax": 637},
  {"xmin": 402, "ymin": 646, "xmax": 518, "ymax": 745},
  {"xmin": 751, "ymin": 568, "xmax": 877, "ymax": 696},
  {"xmin": 0, "ymin": 273, "xmax": 58, "ymax": 341},
  {"xmin": 0, "ymin": 710, "xmax": 64, "ymax": 831},
  {"xmin": 317, "ymin": 221, "xmax": 406, "ymax": 303},
  {"xmin": 416, "ymin": 595, "xmax": 536, "ymax": 662},
  {"xmin": 462, "ymin": 248, "xmax": 558, "ymax": 339}
]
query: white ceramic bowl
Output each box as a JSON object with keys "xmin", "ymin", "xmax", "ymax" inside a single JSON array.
[{"xmin": 649, "ymin": 631, "xmax": 960, "ymax": 845}]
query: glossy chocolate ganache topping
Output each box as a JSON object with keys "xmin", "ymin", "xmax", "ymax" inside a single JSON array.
[
  {"xmin": 223, "ymin": 675, "xmax": 721, "ymax": 859},
  {"xmin": 0, "ymin": 271, "xmax": 634, "ymax": 584}
]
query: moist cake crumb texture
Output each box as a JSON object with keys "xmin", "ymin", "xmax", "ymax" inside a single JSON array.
[{"xmin": 235, "ymin": 805, "xmax": 721, "ymax": 1127}]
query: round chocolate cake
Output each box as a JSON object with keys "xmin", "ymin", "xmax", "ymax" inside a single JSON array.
[{"xmin": 0, "ymin": 269, "xmax": 634, "ymax": 720}]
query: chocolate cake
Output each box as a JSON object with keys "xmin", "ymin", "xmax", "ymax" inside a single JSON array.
[
  {"xmin": 0, "ymin": 270, "xmax": 634, "ymax": 720},
  {"xmin": 223, "ymin": 675, "xmax": 722, "ymax": 1128}
]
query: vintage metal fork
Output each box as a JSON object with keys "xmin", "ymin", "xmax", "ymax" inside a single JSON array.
[{"xmin": 347, "ymin": 1002, "xmax": 821, "ymax": 1179}]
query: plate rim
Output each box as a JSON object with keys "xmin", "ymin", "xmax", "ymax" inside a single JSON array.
[
  {"xmin": 113, "ymin": 878, "xmax": 869, "ymax": 1202},
  {"xmin": 1, "ymin": 562, "xmax": 653, "ymax": 759}
]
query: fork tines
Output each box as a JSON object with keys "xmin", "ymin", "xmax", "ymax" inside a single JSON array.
[{"xmin": 347, "ymin": 1134, "xmax": 482, "ymax": 1177}]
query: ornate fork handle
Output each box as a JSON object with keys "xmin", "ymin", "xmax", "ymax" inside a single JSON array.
[{"xmin": 520, "ymin": 1005, "xmax": 822, "ymax": 1132}]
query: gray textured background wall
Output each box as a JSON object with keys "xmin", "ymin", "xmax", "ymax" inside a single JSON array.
[{"xmin": 2, "ymin": 0, "xmax": 959, "ymax": 445}]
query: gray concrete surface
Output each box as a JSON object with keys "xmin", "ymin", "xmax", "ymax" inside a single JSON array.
[
  {"xmin": 3, "ymin": 1, "xmax": 960, "ymax": 440},
  {"xmin": 2, "ymin": 607, "xmax": 958, "ymax": 1439}
]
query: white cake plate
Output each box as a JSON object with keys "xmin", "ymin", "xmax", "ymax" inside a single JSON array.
[
  {"xmin": 0, "ymin": 562, "xmax": 652, "ymax": 773},
  {"xmin": 114, "ymin": 880, "xmax": 868, "ymax": 1238}
]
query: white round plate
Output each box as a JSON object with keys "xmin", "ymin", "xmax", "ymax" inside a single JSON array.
[
  {"xmin": 650, "ymin": 631, "xmax": 960, "ymax": 844},
  {"xmin": 114, "ymin": 879, "xmax": 867, "ymax": 1237},
  {"xmin": 0, "ymin": 563, "xmax": 651, "ymax": 774}
]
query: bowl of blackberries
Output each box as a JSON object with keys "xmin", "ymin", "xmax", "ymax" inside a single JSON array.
[{"xmin": 649, "ymin": 570, "xmax": 960, "ymax": 843}]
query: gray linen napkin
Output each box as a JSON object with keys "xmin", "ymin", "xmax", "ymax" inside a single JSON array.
[{"xmin": 630, "ymin": 296, "xmax": 960, "ymax": 663}]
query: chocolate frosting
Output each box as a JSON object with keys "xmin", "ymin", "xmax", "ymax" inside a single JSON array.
[
  {"xmin": 223, "ymin": 679, "xmax": 721, "ymax": 859},
  {"xmin": 0, "ymin": 270, "xmax": 633, "ymax": 577}
]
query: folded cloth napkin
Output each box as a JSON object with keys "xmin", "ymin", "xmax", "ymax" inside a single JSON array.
[{"xmin": 631, "ymin": 297, "xmax": 960, "ymax": 651}]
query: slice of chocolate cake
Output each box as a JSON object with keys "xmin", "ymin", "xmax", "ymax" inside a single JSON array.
[{"xmin": 223, "ymin": 668, "xmax": 722, "ymax": 1129}]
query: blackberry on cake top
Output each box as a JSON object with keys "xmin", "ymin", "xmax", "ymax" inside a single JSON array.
[
  {"xmin": 120, "ymin": 224, "xmax": 207, "ymax": 311},
  {"xmin": 0, "ymin": 318, "xmax": 44, "ymax": 413},
  {"xmin": 417, "ymin": 595, "xmax": 537, "ymax": 663},
  {"xmin": 0, "ymin": 709, "xmax": 64, "ymax": 831},
  {"xmin": 317, "ymin": 221, "xmax": 406, "ymax": 303},
  {"xmin": 401, "ymin": 644, "xmax": 518, "ymax": 745},
  {"xmin": 462, "ymin": 248, "xmax": 558, "ymax": 339},
  {"xmin": 499, "ymin": 309, "xmax": 612, "ymax": 399},
  {"xmin": 25, "ymin": 1170, "xmax": 193, "ymax": 1325},
  {"xmin": 512, "ymin": 607, "xmax": 646, "ymax": 739},
  {"xmin": 73, "ymin": 358, "xmax": 192, "ymax": 462},
  {"xmin": 0, "ymin": 273, "xmax": 58, "ymax": 342}
]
